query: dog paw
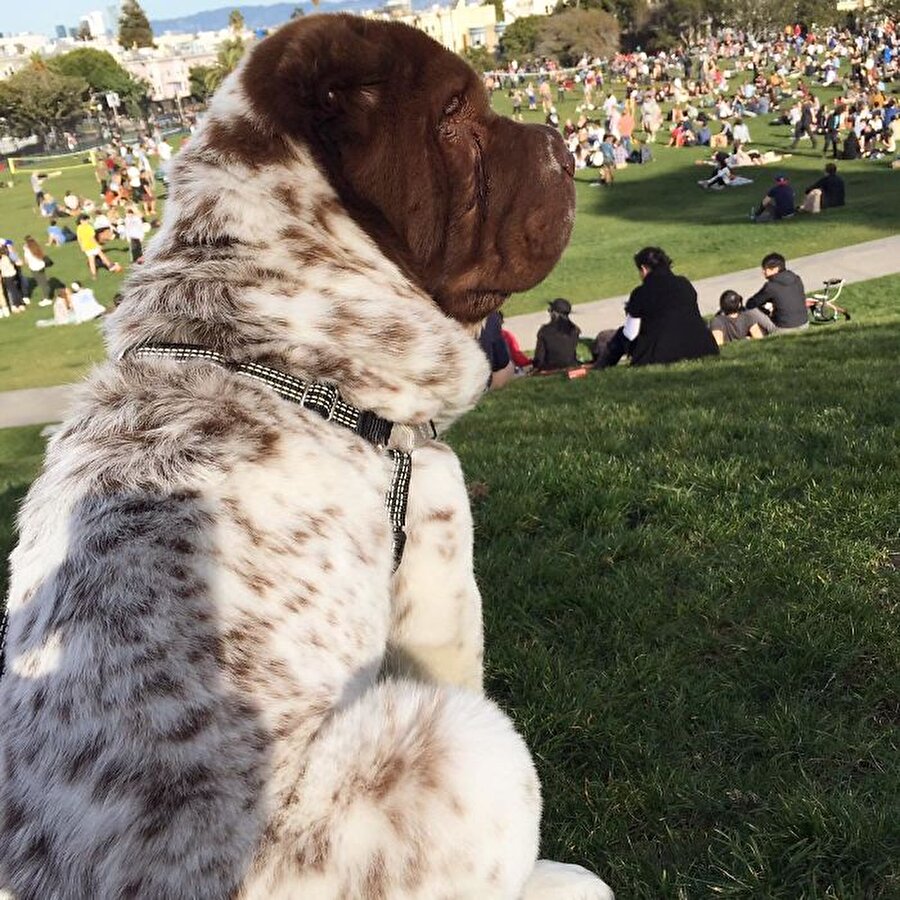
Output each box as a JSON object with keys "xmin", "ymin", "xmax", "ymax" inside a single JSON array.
[{"xmin": 522, "ymin": 859, "xmax": 615, "ymax": 900}]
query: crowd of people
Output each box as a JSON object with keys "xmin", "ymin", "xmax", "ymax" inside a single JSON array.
[
  {"xmin": 488, "ymin": 18, "xmax": 898, "ymax": 189},
  {"xmin": 1, "ymin": 132, "xmax": 173, "ymax": 321}
]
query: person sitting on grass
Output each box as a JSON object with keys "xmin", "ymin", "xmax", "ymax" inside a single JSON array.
[
  {"xmin": 750, "ymin": 174, "xmax": 795, "ymax": 223},
  {"xmin": 499, "ymin": 312, "xmax": 532, "ymax": 372},
  {"xmin": 799, "ymin": 163, "xmax": 846, "ymax": 214},
  {"xmin": 745, "ymin": 252, "xmax": 809, "ymax": 332},
  {"xmin": 533, "ymin": 299, "xmax": 581, "ymax": 372},
  {"xmin": 63, "ymin": 189, "xmax": 81, "ymax": 216},
  {"xmin": 699, "ymin": 153, "xmax": 734, "ymax": 190},
  {"xmin": 39, "ymin": 193, "xmax": 60, "ymax": 218},
  {"xmin": 76, "ymin": 214, "xmax": 122, "ymax": 280},
  {"xmin": 709, "ymin": 289, "xmax": 777, "ymax": 345},
  {"xmin": 68, "ymin": 281, "xmax": 107, "ymax": 323},
  {"xmin": 617, "ymin": 247, "xmax": 718, "ymax": 367}
]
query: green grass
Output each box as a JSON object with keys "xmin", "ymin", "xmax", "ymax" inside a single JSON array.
[
  {"xmin": 484, "ymin": 89, "xmax": 900, "ymax": 315},
  {"xmin": 0, "ymin": 163, "xmax": 134, "ymax": 390},
  {"xmin": 0, "ymin": 87, "xmax": 897, "ymax": 390},
  {"xmin": 1, "ymin": 274, "xmax": 898, "ymax": 896},
  {"xmin": 445, "ymin": 273, "xmax": 900, "ymax": 897}
]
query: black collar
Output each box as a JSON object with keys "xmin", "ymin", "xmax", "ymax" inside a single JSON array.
[
  {"xmin": 125, "ymin": 342, "xmax": 396, "ymax": 448},
  {"xmin": 124, "ymin": 341, "xmax": 415, "ymax": 572}
]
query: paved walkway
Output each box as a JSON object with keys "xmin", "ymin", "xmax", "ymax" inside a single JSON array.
[{"xmin": 1, "ymin": 236, "xmax": 899, "ymax": 429}]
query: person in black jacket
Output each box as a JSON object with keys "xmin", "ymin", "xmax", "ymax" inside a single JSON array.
[
  {"xmin": 533, "ymin": 298, "xmax": 581, "ymax": 371},
  {"xmin": 620, "ymin": 247, "xmax": 718, "ymax": 367},
  {"xmin": 800, "ymin": 163, "xmax": 846, "ymax": 214},
  {"xmin": 745, "ymin": 252, "xmax": 809, "ymax": 331}
]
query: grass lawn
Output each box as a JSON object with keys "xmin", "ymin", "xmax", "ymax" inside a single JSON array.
[
  {"xmin": 489, "ymin": 88, "xmax": 900, "ymax": 316},
  {"xmin": 1, "ymin": 82, "xmax": 898, "ymax": 391},
  {"xmin": 1, "ymin": 273, "xmax": 898, "ymax": 895},
  {"xmin": 448, "ymin": 273, "xmax": 900, "ymax": 897}
]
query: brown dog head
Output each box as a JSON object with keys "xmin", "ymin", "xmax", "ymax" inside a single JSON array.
[{"xmin": 227, "ymin": 15, "xmax": 575, "ymax": 323}]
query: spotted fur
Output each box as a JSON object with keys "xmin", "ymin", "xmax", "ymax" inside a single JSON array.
[{"xmin": 0, "ymin": 15, "xmax": 612, "ymax": 899}]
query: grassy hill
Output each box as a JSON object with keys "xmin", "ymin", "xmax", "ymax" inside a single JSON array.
[
  {"xmin": 2, "ymin": 273, "xmax": 897, "ymax": 896},
  {"xmin": 1, "ymin": 82, "xmax": 898, "ymax": 391}
]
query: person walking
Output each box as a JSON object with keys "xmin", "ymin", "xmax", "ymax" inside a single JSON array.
[
  {"xmin": 22, "ymin": 236, "xmax": 53, "ymax": 306},
  {"xmin": 791, "ymin": 99, "xmax": 817, "ymax": 149},
  {"xmin": 0, "ymin": 245, "xmax": 26, "ymax": 314}
]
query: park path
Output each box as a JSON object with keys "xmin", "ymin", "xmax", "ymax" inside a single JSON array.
[{"xmin": 1, "ymin": 234, "xmax": 899, "ymax": 430}]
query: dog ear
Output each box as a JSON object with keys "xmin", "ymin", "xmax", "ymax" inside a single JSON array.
[{"xmin": 241, "ymin": 15, "xmax": 390, "ymax": 143}]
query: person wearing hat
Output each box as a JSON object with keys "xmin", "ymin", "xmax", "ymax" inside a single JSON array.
[
  {"xmin": 750, "ymin": 173, "xmax": 795, "ymax": 222},
  {"xmin": 533, "ymin": 298, "xmax": 581, "ymax": 372}
]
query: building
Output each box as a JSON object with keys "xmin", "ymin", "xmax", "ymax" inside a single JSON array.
[
  {"xmin": 371, "ymin": 0, "xmax": 499, "ymax": 53},
  {"xmin": 502, "ymin": 0, "xmax": 556, "ymax": 23},
  {"xmin": 79, "ymin": 11, "xmax": 109, "ymax": 39},
  {"xmin": 120, "ymin": 50, "xmax": 218, "ymax": 101},
  {"xmin": 0, "ymin": 54, "xmax": 29, "ymax": 80}
]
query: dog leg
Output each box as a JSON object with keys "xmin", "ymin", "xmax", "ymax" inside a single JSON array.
[
  {"xmin": 242, "ymin": 680, "xmax": 541, "ymax": 899},
  {"xmin": 386, "ymin": 443, "xmax": 484, "ymax": 692},
  {"xmin": 523, "ymin": 860, "xmax": 615, "ymax": 900}
]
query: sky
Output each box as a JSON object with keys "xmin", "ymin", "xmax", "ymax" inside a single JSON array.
[{"xmin": 5, "ymin": 0, "xmax": 277, "ymax": 39}]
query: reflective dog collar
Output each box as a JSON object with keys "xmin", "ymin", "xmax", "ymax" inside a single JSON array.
[{"xmin": 125, "ymin": 342, "xmax": 415, "ymax": 571}]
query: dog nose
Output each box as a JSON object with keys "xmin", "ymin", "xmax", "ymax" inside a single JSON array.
[{"xmin": 543, "ymin": 127, "xmax": 574, "ymax": 178}]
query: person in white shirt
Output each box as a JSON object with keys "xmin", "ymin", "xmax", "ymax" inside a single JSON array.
[
  {"xmin": 733, "ymin": 118, "xmax": 751, "ymax": 144},
  {"xmin": 124, "ymin": 206, "xmax": 146, "ymax": 262},
  {"xmin": 63, "ymin": 190, "xmax": 80, "ymax": 214},
  {"xmin": 68, "ymin": 281, "xmax": 106, "ymax": 323}
]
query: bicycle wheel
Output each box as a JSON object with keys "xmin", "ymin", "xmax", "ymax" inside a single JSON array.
[{"xmin": 810, "ymin": 301, "xmax": 837, "ymax": 323}]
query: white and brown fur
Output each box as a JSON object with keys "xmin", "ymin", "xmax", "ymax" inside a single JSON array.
[{"xmin": 0, "ymin": 16, "xmax": 613, "ymax": 899}]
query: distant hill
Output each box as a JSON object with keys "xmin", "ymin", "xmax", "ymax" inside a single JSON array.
[{"xmin": 151, "ymin": 1, "xmax": 407, "ymax": 34}]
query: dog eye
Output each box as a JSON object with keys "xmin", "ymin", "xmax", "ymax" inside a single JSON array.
[{"xmin": 443, "ymin": 95, "xmax": 463, "ymax": 118}]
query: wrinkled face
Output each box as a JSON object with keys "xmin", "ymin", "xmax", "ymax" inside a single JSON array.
[{"xmin": 241, "ymin": 15, "xmax": 576, "ymax": 323}]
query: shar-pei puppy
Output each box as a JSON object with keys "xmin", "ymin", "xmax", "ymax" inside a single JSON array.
[{"xmin": 0, "ymin": 14, "xmax": 614, "ymax": 900}]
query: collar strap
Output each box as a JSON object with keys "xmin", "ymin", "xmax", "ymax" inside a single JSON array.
[{"xmin": 126, "ymin": 343, "xmax": 395, "ymax": 449}]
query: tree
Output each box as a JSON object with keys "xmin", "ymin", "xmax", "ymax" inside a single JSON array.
[
  {"xmin": 118, "ymin": 0, "xmax": 154, "ymax": 49},
  {"xmin": 535, "ymin": 8, "xmax": 620, "ymax": 66},
  {"xmin": 0, "ymin": 64, "xmax": 88, "ymax": 143},
  {"xmin": 203, "ymin": 37, "xmax": 248, "ymax": 94},
  {"xmin": 499, "ymin": 15, "xmax": 541, "ymax": 61},
  {"xmin": 462, "ymin": 46, "xmax": 496, "ymax": 74},
  {"xmin": 290, "ymin": 6, "xmax": 305, "ymax": 17},
  {"xmin": 229, "ymin": 9, "xmax": 246, "ymax": 33},
  {"xmin": 718, "ymin": 0, "xmax": 783, "ymax": 35},
  {"xmin": 189, "ymin": 65, "xmax": 217, "ymax": 102},
  {"xmin": 49, "ymin": 48, "xmax": 149, "ymax": 116}
]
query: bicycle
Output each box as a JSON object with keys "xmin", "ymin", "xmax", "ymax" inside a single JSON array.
[{"xmin": 806, "ymin": 277, "xmax": 851, "ymax": 323}]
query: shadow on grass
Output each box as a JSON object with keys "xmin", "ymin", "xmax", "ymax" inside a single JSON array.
[{"xmin": 582, "ymin": 156, "xmax": 900, "ymax": 230}]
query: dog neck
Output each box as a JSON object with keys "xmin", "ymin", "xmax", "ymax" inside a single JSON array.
[{"xmin": 107, "ymin": 80, "xmax": 489, "ymax": 429}]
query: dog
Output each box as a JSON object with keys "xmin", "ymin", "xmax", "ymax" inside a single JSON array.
[{"xmin": 0, "ymin": 15, "xmax": 613, "ymax": 899}]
